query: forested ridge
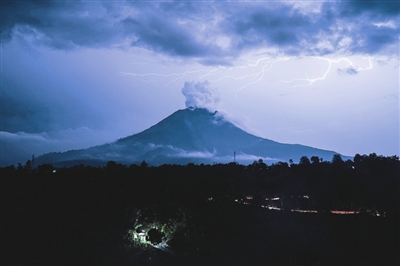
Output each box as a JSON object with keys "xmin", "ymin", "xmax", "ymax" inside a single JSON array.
[{"xmin": 1, "ymin": 153, "xmax": 399, "ymax": 265}]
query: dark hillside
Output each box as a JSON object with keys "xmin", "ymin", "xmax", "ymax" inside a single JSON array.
[{"xmin": 2, "ymin": 154, "xmax": 399, "ymax": 265}]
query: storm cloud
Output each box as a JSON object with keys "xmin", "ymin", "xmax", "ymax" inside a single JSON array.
[{"xmin": 2, "ymin": 0, "xmax": 399, "ymax": 59}]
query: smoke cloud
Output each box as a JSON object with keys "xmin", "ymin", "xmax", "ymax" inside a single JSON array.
[{"xmin": 181, "ymin": 80, "xmax": 221, "ymax": 110}]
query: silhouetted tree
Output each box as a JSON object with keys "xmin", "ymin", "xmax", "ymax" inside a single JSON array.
[
  {"xmin": 37, "ymin": 164, "xmax": 54, "ymax": 174},
  {"xmin": 31, "ymin": 155, "xmax": 35, "ymax": 169},
  {"xmin": 17, "ymin": 163, "xmax": 23, "ymax": 171},
  {"xmin": 24, "ymin": 160, "xmax": 32, "ymax": 172},
  {"xmin": 299, "ymin": 156, "xmax": 310, "ymax": 165},
  {"xmin": 332, "ymin": 154, "xmax": 344, "ymax": 164},
  {"xmin": 310, "ymin": 156, "xmax": 320, "ymax": 164},
  {"xmin": 106, "ymin": 160, "xmax": 117, "ymax": 169}
]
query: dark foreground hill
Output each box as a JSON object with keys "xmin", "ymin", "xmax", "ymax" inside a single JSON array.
[
  {"xmin": 2, "ymin": 158, "xmax": 399, "ymax": 265},
  {"xmin": 37, "ymin": 107, "xmax": 346, "ymax": 166}
]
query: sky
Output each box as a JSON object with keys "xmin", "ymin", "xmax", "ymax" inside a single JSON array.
[{"xmin": 1, "ymin": 0, "xmax": 399, "ymax": 166}]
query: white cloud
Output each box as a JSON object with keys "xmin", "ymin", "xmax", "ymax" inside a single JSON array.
[
  {"xmin": 176, "ymin": 149, "xmax": 217, "ymax": 158},
  {"xmin": 181, "ymin": 80, "xmax": 221, "ymax": 111},
  {"xmin": 234, "ymin": 153, "xmax": 281, "ymax": 162},
  {"xmin": 290, "ymin": 1, "xmax": 323, "ymax": 15},
  {"xmin": 373, "ymin": 20, "xmax": 398, "ymax": 29}
]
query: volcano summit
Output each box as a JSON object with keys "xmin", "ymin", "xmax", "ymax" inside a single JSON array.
[{"xmin": 37, "ymin": 108, "xmax": 344, "ymax": 166}]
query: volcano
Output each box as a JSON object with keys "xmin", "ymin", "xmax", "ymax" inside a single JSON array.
[{"xmin": 37, "ymin": 107, "xmax": 345, "ymax": 166}]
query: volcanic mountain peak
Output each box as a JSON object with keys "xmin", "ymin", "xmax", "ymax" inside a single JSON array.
[{"xmin": 37, "ymin": 107, "xmax": 345, "ymax": 166}]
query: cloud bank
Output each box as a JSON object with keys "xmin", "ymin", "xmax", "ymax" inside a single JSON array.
[
  {"xmin": 2, "ymin": 0, "xmax": 399, "ymax": 62},
  {"xmin": 0, "ymin": 128, "xmax": 119, "ymax": 166}
]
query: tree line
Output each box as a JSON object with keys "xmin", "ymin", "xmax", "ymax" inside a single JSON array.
[
  {"xmin": 3, "ymin": 153, "xmax": 399, "ymax": 216},
  {"xmin": 1, "ymin": 153, "xmax": 399, "ymax": 265}
]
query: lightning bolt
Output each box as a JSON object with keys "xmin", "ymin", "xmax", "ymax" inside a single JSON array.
[
  {"xmin": 121, "ymin": 55, "xmax": 293, "ymax": 96},
  {"xmin": 277, "ymin": 56, "xmax": 373, "ymax": 88},
  {"xmin": 208, "ymin": 56, "xmax": 293, "ymax": 95},
  {"xmin": 120, "ymin": 68, "xmax": 214, "ymax": 86},
  {"xmin": 121, "ymin": 49, "xmax": 373, "ymax": 95}
]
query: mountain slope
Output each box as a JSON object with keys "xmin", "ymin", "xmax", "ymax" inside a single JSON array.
[{"xmin": 37, "ymin": 108, "xmax": 345, "ymax": 166}]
